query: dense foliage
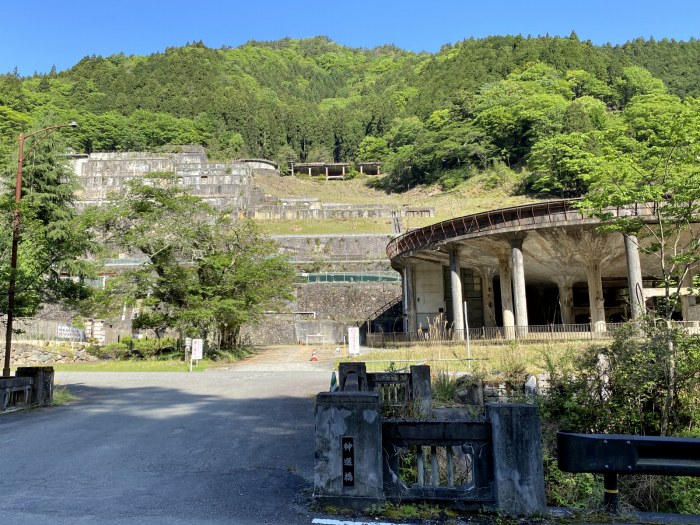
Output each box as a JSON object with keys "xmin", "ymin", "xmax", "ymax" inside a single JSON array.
[
  {"xmin": 1, "ymin": 35, "xmax": 699, "ymax": 193},
  {"xmin": 82, "ymin": 174, "xmax": 296, "ymax": 350},
  {"xmin": 0, "ymin": 120, "xmax": 93, "ymax": 319}
]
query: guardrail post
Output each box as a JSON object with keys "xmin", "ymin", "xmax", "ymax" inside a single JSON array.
[
  {"xmin": 487, "ymin": 403, "xmax": 546, "ymax": 515},
  {"xmin": 604, "ymin": 473, "xmax": 619, "ymax": 513}
]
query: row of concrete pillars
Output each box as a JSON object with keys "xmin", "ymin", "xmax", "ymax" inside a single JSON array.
[{"xmin": 402, "ymin": 233, "xmax": 649, "ymax": 338}]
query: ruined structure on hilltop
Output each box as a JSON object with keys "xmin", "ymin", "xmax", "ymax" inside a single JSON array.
[{"xmin": 69, "ymin": 146, "xmax": 262, "ymax": 213}]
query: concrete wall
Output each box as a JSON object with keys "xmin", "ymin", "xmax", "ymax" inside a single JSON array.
[
  {"xmin": 70, "ymin": 148, "xmax": 256, "ymax": 212},
  {"xmin": 271, "ymin": 234, "xmax": 393, "ymax": 264},
  {"xmin": 250, "ymin": 204, "xmax": 434, "ymax": 221},
  {"xmin": 242, "ymin": 282, "xmax": 401, "ymax": 344},
  {"xmin": 414, "ymin": 261, "xmax": 446, "ymax": 329}
]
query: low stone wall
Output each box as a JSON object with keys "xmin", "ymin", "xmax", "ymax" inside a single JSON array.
[
  {"xmin": 453, "ymin": 373, "xmax": 551, "ymax": 409},
  {"xmin": 250, "ymin": 204, "xmax": 434, "ymax": 221},
  {"xmin": 11, "ymin": 343, "xmax": 97, "ymax": 366}
]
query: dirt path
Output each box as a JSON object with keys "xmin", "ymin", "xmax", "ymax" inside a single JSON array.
[{"xmin": 215, "ymin": 344, "xmax": 339, "ymax": 372}]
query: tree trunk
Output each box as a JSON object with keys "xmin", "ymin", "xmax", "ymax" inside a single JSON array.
[{"xmin": 660, "ymin": 322, "xmax": 676, "ymax": 436}]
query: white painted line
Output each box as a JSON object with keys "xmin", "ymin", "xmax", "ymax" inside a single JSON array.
[{"xmin": 312, "ymin": 519, "xmax": 416, "ymax": 525}]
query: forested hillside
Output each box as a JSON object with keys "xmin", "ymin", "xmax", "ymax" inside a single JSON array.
[{"xmin": 1, "ymin": 34, "xmax": 698, "ymax": 196}]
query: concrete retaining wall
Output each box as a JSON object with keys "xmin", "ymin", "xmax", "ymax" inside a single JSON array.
[
  {"xmin": 271, "ymin": 234, "xmax": 393, "ymax": 263},
  {"xmin": 242, "ymin": 282, "xmax": 401, "ymax": 344},
  {"xmin": 70, "ymin": 148, "xmax": 256, "ymax": 212}
]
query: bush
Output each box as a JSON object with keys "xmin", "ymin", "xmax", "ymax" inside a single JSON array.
[{"xmin": 539, "ymin": 319, "xmax": 700, "ymax": 512}]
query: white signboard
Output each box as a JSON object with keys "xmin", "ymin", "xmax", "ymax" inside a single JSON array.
[
  {"xmin": 347, "ymin": 327, "xmax": 360, "ymax": 356},
  {"xmin": 191, "ymin": 339, "xmax": 204, "ymax": 360}
]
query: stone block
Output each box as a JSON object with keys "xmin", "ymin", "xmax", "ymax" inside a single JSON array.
[
  {"xmin": 15, "ymin": 366, "xmax": 54, "ymax": 406},
  {"xmin": 314, "ymin": 391, "xmax": 383, "ymax": 507},
  {"xmin": 486, "ymin": 403, "xmax": 546, "ymax": 516}
]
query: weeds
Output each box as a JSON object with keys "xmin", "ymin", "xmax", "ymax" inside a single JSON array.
[{"xmin": 52, "ymin": 385, "xmax": 78, "ymax": 405}]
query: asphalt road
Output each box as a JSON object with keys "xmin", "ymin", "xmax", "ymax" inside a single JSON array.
[{"xmin": 1, "ymin": 346, "xmax": 335, "ymax": 525}]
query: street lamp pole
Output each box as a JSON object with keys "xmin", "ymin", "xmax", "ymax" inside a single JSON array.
[{"xmin": 3, "ymin": 122, "xmax": 77, "ymax": 377}]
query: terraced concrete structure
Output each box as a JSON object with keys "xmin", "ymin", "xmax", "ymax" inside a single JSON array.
[
  {"xmin": 387, "ymin": 199, "xmax": 700, "ymax": 339},
  {"xmin": 70, "ymin": 146, "xmax": 260, "ymax": 212}
]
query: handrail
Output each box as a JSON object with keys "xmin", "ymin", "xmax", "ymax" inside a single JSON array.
[{"xmin": 386, "ymin": 199, "xmax": 661, "ymax": 261}]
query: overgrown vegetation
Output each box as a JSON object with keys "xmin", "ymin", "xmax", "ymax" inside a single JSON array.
[{"xmin": 540, "ymin": 321, "xmax": 700, "ymax": 513}]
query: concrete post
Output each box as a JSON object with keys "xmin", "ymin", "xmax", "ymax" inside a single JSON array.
[
  {"xmin": 487, "ymin": 403, "xmax": 546, "ymax": 516},
  {"xmin": 584, "ymin": 257, "xmax": 607, "ymax": 332},
  {"xmin": 403, "ymin": 263, "xmax": 418, "ymax": 334},
  {"xmin": 479, "ymin": 267, "xmax": 498, "ymax": 328},
  {"xmin": 314, "ymin": 392, "xmax": 384, "ymax": 508},
  {"xmin": 510, "ymin": 237, "xmax": 529, "ymax": 333},
  {"xmin": 338, "ymin": 362, "xmax": 368, "ymax": 392},
  {"xmin": 624, "ymin": 233, "xmax": 646, "ymax": 319},
  {"xmin": 15, "ymin": 366, "xmax": 54, "ymax": 406},
  {"xmin": 410, "ymin": 365, "xmax": 432, "ymax": 417},
  {"xmin": 553, "ymin": 276, "xmax": 576, "ymax": 325},
  {"xmin": 449, "ymin": 246, "xmax": 465, "ymax": 340},
  {"xmin": 498, "ymin": 252, "xmax": 515, "ymax": 339}
]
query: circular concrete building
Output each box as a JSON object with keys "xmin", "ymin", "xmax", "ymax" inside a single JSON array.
[{"xmin": 385, "ymin": 199, "xmax": 699, "ymax": 341}]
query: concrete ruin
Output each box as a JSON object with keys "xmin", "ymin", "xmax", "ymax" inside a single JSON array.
[
  {"xmin": 388, "ymin": 199, "xmax": 700, "ymax": 339},
  {"xmin": 70, "ymin": 146, "xmax": 262, "ymax": 213}
]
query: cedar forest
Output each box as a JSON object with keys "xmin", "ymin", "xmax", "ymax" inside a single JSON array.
[{"xmin": 1, "ymin": 34, "xmax": 699, "ymax": 197}]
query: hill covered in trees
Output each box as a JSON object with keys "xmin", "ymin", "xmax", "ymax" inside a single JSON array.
[{"xmin": 1, "ymin": 34, "xmax": 699, "ymax": 196}]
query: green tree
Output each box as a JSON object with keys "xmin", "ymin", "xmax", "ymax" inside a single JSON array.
[
  {"xmin": 580, "ymin": 95, "xmax": 700, "ymax": 435},
  {"xmin": 528, "ymin": 132, "xmax": 601, "ymax": 197},
  {"xmin": 0, "ymin": 120, "xmax": 94, "ymax": 320},
  {"xmin": 86, "ymin": 174, "xmax": 295, "ymax": 349}
]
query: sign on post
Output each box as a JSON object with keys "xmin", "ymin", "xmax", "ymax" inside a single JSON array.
[
  {"xmin": 191, "ymin": 339, "xmax": 203, "ymax": 360},
  {"xmin": 190, "ymin": 338, "xmax": 203, "ymax": 372},
  {"xmin": 347, "ymin": 327, "xmax": 360, "ymax": 356}
]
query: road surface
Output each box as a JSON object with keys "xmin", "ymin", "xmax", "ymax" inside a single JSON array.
[{"xmin": 2, "ymin": 345, "xmax": 336, "ymax": 525}]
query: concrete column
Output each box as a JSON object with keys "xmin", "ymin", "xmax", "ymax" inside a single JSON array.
[
  {"xmin": 479, "ymin": 267, "xmax": 498, "ymax": 328},
  {"xmin": 308, "ymin": 167, "xmax": 312, "ymax": 176},
  {"xmin": 403, "ymin": 263, "xmax": 418, "ymax": 334},
  {"xmin": 498, "ymin": 252, "xmax": 515, "ymax": 338},
  {"xmin": 410, "ymin": 365, "xmax": 432, "ymax": 417},
  {"xmin": 487, "ymin": 403, "xmax": 546, "ymax": 516},
  {"xmin": 624, "ymin": 233, "xmax": 646, "ymax": 319},
  {"xmin": 584, "ymin": 256, "xmax": 606, "ymax": 332},
  {"xmin": 449, "ymin": 246, "xmax": 465, "ymax": 340},
  {"xmin": 510, "ymin": 237, "xmax": 529, "ymax": 331},
  {"xmin": 553, "ymin": 276, "xmax": 576, "ymax": 325},
  {"xmin": 314, "ymin": 392, "xmax": 383, "ymax": 507}
]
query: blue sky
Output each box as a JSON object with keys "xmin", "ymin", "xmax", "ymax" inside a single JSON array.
[{"xmin": 2, "ymin": 0, "xmax": 698, "ymax": 76}]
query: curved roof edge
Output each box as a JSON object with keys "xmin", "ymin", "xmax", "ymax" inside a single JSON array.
[{"xmin": 387, "ymin": 198, "xmax": 660, "ymax": 260}]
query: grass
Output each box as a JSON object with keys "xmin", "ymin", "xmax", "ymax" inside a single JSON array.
[
  {"xmin": 52, "ymin": 385, "xmax": 78, "ymax": 405},
  {"xmin": 253, "ymin": 173, "xmax": 535, "ymax": 235},
  {"xmin": 51, "ymin": 359, "xmax": 213, "ymax": 372},
  {"xmin": 338, "ymin": 341, "xmax": 585, "ymax": 379}
]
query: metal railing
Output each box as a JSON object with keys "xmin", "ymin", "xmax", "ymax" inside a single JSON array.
[
  {"xmin": 0, "ymin": 319, "xmax": 86, "ymax": 342},
  {"xmin": 366, "ymin": 323, "xmax": 630, "ymax": 347},
  {"xmin": 386, "ymin": 199, "xmax": 661, "ymax": 260},
  {"xmin": 297, "ymin": 271, "xmax": 401, "ymax": 283},
  {"xmin": 558, "ymin": 431, "xmax": 700, "ymax": 513}
]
